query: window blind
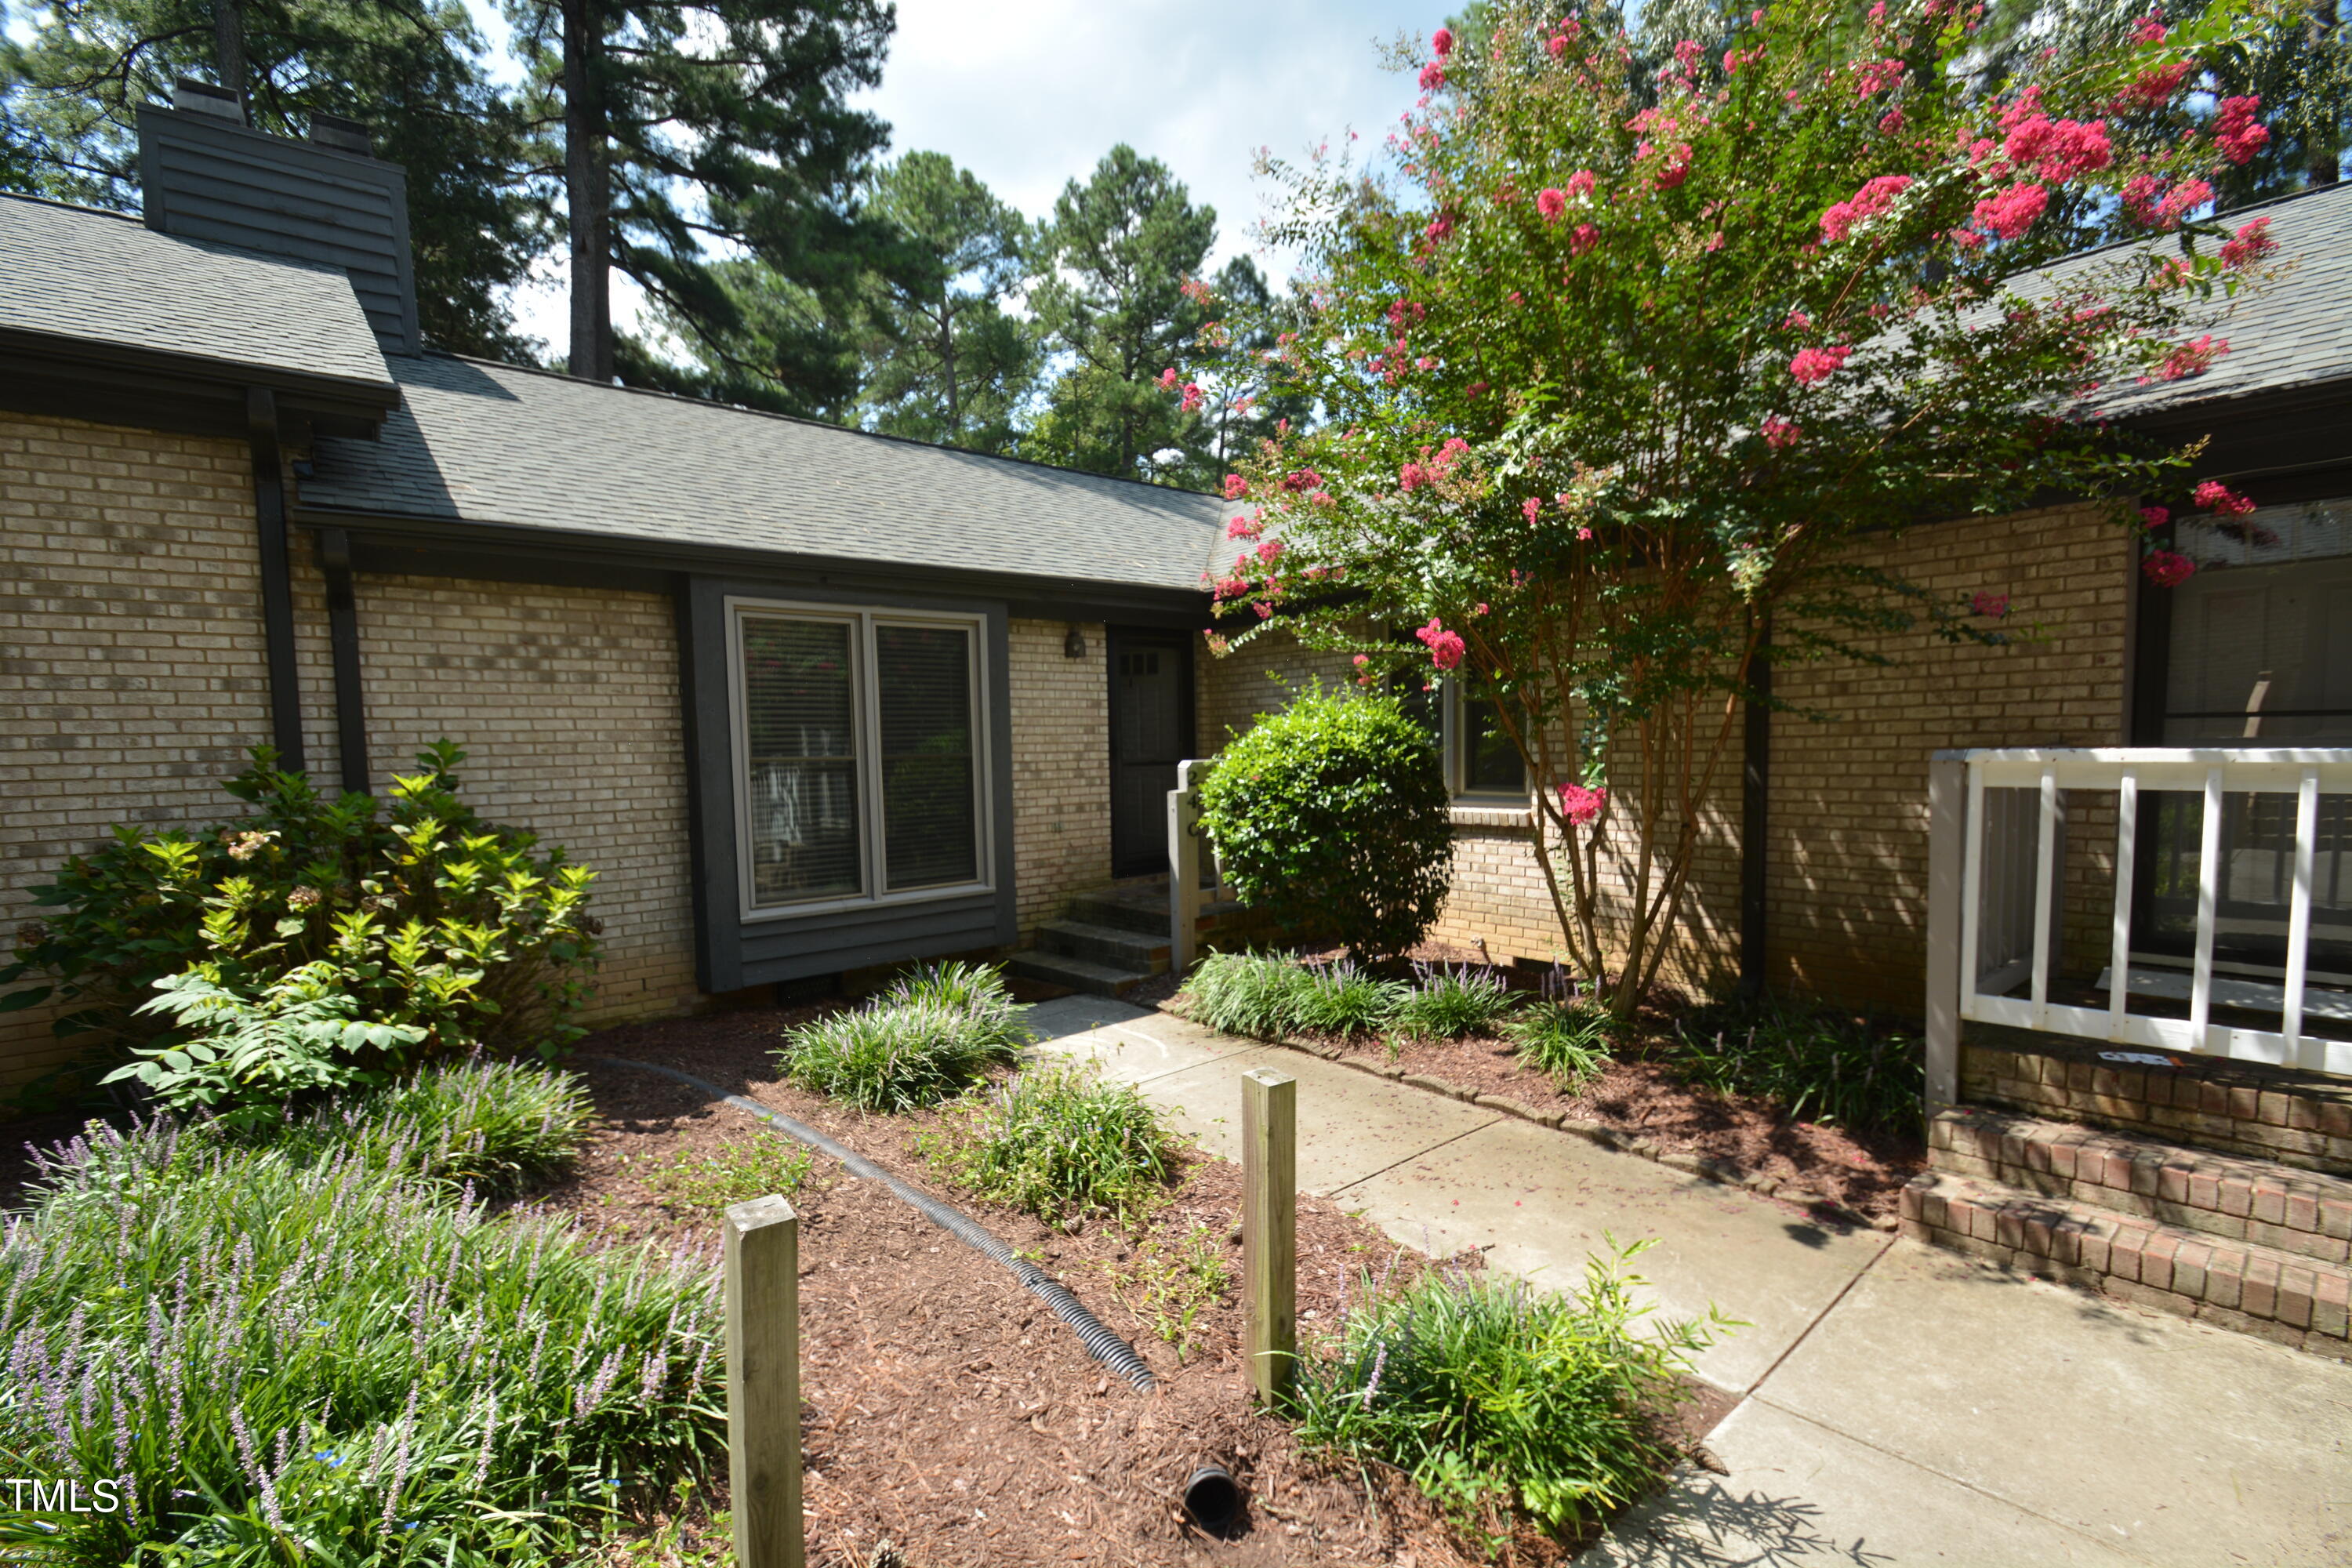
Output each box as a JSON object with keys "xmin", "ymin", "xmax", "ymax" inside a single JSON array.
[
  {"xmin": 742, "ymin": 615, "xmax": 862, "ymax": 905},
  {"xmin": 877, "ymin": 622, "xmax": 978, "ymax": 891}
]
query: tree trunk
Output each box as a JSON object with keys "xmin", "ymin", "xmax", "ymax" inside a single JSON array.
[
  {"xmin": 563, "ymin": 0, "xmax": 614, "ymax": 381},
  {"xmin": 2311, "ymin": 0, "xmax": 2342, "ymax": 187},
  {"xmin": 213, "ymin": 0, "xmax": 247, "ymax": 115}
]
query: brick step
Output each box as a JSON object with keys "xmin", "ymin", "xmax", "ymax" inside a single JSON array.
[
  {"xmin": 1901, "ymin": 1171, "xmax": 2351, "ymax": 1358},
  {"xmin": 1930, "ymin": 1107, "xmax": 2352, "ymax": 1266},
  {"xmin": 1035, "ymin": 918, "xmax": 1170, "ymax": 975},
  {"xmin": 1006, "ymin": 949, "xmax": 1148, "ymax": 1000}
]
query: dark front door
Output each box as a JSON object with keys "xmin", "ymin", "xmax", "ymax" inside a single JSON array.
[{"xmin": 1109, "ymin": 627, "xmax": 1193, "ymax": 877}]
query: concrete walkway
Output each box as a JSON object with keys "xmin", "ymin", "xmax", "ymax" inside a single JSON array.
[{"xmin": 1021, "ymin": 996, "xmax": 2352, "ymax": 1566}]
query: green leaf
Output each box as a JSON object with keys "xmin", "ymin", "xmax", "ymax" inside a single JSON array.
[{"xmin": 0, "ymin": 986, "xmax": 54, "ymax": 1013}]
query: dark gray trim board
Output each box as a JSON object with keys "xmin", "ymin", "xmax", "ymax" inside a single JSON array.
[
  {"xmin": 0, "ymin": 328, "xmax": 398, "ymax": 442},
  {"xmin": 681, "ymin": 575, "xmax": 1020, "ymax": 992},
  {"xmin": 246, "ymin": 388, "xmax": 305, "ymax": 771},
  {"xmin": 305, "ymin": 508, "xmax": 1215, "ymax": 626}
]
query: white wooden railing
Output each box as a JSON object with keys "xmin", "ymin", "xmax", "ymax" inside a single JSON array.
[{"xmin": 1925, "ymin": 748, "xmax": 2352, "ymax": 1109}]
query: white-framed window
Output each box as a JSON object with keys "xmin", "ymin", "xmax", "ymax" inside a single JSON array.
[
  {"xmin": 727, "ymin": 597, "xmax": 991, "ymax": 919},
  {"xmin": 1396, "ymin": 677, "xmax": 1528, "ymax": 800}
]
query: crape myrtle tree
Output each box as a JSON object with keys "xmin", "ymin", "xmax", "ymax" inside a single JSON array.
[{"xmin": 1203, "ymin": 0, "xmax": 2285, "ymax": 1017}]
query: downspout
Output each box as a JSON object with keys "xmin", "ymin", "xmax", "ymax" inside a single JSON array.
[
  {"xmin": 1738, "ymin": 614, "xmax": 1771, "ymax": 1000},
  {"xmin": 316, "ymin": 527, "xmax": 371, "ymax": 794},
  {"xmin": 245, "ymin": 387, "xmax": 306, "ymax": 771}
]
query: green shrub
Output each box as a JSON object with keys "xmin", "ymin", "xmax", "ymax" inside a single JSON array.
[
  {"xmin": 778, "ymin": 964, "xmax": 1029, "ymax": 1112},
  {"xmin": 1672, "ymin": 994, "xmax": 1923, "ymax": 1133},
  {"xmin": 1389, "ymin": 963, "xmax": 1519, "ymax": 1042},
  {"xmin": 1294, "ymin": 960, "xmax": 1409, "ymax": 1037},
  {"xmin": 1292, "ymin": 1247, "xmax": 1722, "ymax": 1548},
  {"xmin": 0, "ymin": 1102, "xmax": 717, "ymax": 1566},
  {"xmin": 2, "ymin": 742, "xmax": 601, "ymax": 1112},
  {"xmin": 644, "ymin": 1134, "xmax": 815, "ymax": 1214},
  {"xmin": 1506, "ymin": 1001, "xmax": 1614, "ymax": 1091},
  {"xmin": 1196, "ymin": 686, "xmax": 1452, "ymax": 960},
  {"xmin": 1178, "ymin": 949, "xmax": 1315, "ymax": 1039},
  {"xmin": 919, "ymin": 1059, "xmax": 1178, "ymax": 1228}
]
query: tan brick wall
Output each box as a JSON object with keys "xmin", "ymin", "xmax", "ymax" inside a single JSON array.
[
  {"xmin": 1762, "ymin": 502, "xmax": 2132, "ymax": 1009},
  {"xmin": 1192, "ymin": 503, "xmax": 2133, "ymax": 1008},
  {"xmin": 1196, "ymin": 634, "xmax": 1356, "ymax": 756},
  {"xmin": 1009, "ymin": 618, "xmax": 1111, "ymax": 936},
  {"xmin": 287, "ymin": 554, "xmax": 702, "ymax": 1027},
  {"xmin": 0, "ymin": 414, "xmax": 275, "ymax": 1086}
]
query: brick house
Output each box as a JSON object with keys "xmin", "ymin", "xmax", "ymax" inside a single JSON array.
[{"xmin": 4, "ymin": 96, "xmax": 2348, "ymax": 1094}]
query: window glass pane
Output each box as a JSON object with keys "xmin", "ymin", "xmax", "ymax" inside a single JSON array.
[
  {"xmin": 877, "ymin": 623, "xmax": 978, "ymax": 890},
  {"xmin": 1462, "ymin": 697, "xmax": 1526, "ymax": 795},
  {"xmin": 742, "ymin": 615, "xmax": 862, "ymax": 906}
]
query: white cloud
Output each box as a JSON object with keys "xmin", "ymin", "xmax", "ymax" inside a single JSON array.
[{"xmin": 500, "ymin": 0, "xmax": 1438, "ymax": 354}]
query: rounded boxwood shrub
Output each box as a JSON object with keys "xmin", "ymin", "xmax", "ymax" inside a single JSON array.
[{"xmin": 1197, "ymin": 685, "xmax": 1452, "ymax": 961}]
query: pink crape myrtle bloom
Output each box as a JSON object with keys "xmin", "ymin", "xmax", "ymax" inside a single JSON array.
[
  {"xmin": 2001, "ymin": 108, "xmax": 2112, "ymax": 182},
  {"xmin": 1399, "ymin": 460, "xmax": 1432, "ymax": 492},
  {"xmin": 1970, "ymin": 591, "xmax": 2010, "ymax": 619},
  {"xmin": 2214, "ymin": 96, "xmax": 2270, "ymax": 165},
  {"xmin": 1819, "ymin": 174, "xmax": 1912, "ymax": 243},
  {"xmin": 1971, "ymin": 182, "xmax": 2049, "ymax": 241},
  {"xmin": 1537, "ymin": 187, "xmax": 1569, "ymax": 221},
  {"xmin": 2156, "ymin": 336, "xmax": 2228, "ymax": 381},
  {"xmin": 1414, "ymin": 617, "xmax": 1466, "ymax": 670},
  {"xmin": 1255, "ymin": 537, "xmax": 1284, "ymax": 564},
  {"xmin": 1432, "ymin": 25, "xmax": 1454, "ymax": 55},
  {"xmin": 1522, "ymin": 495, "xmax": 1543, "ymax": 524},
  {"xmin": 1565, "ymin": 169, "xmax": 1596, "ymax": 200},
  {"xmin": 1223, "ymin": 474, "xmax": 1249, "ymax": 499},
  {"xmin": 1180, "ymin": 383, "xmax": 1203, "ymax": 413},
  {"xmin": 1419, "ymin": 61, "xmax": 1446, "ymax": 90},
  {"xmin": 1788, "ymin": 344, "xmax": 1853, "ymax": 384},
  {"xmin": 1567, "ymin": 222, "xmax": 1600, "ymax": 256},
  {"xmin": 1761, "ymin": 416, "xmax": 1801, "ymax": 448},
  {"xmin": 2141, "ymin": 550, "xmax": 2196, "ymax": 587},
  {"xmin": 2220, "ymin": 217, "xmax": 2277, "ymax": 269},
  {"xmin": 2139, "ymin": 505, "xmax": 2169, "ymax": 530},
  {"xmin": 2194, "ymin": 480, "xmax": 2256, "ymax": 516},
  {"xmin": 2117, "ymin": 59, "xmax": 2191, "ymax": 110},
  {"xmin": 1559, "ymin": 783, "xmax": 1607, "ymax": 828},
  {"xmin": 2130, "ymin": 13, "xmax": 2168, "ymax": 43},
  {"xmin": 1158, "ymin": 367, "xmax": 1179, "ymax": 389},
  {"xmin": 1225, "ymin": 514, "xmax": 1261, "ymax": 540}
]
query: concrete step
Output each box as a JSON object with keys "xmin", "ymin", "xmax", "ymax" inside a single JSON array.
[
  {"xmin": 1006, "ymin": 949, "xmax": 1149, "ymax": 1000},
  {"xmin": 1036, "ymin": 918, "xmax": 1170, "ymax": 975},
  {"xmin": 1065, "ymin": 884, "xmax": 1254, "ymax": 940},
  {"xmin": 1900, "ymin": 1170, "xmax": 2352, "ymax": 1357},
  {"xmin": 1930, "ymin": 1106, "xmax": 2352, "ymax": 1266}
]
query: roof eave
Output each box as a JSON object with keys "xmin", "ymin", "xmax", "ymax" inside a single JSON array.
[{"xmin": 0, "ymin": 325, "xmax": 400, "ymax": 440}]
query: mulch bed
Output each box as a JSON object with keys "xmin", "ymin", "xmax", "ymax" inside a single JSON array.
[
  {"xmin": 558, "ymin": 1004, "xmax": 1700, "ymax": 1567},
  {"xmin": 1204, "ymin": 941, "xmax": 1926, "ymax": 1225}
]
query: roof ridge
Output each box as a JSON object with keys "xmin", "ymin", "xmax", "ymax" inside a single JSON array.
[
  {"xmin": 414, "ymin": 348, "xmax": 1226, "ymax": 504},
  {"xmin": 0, "ymin": 190, "xmax": 145, "ymax": 224}
]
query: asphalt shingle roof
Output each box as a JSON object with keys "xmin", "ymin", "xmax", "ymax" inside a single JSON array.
[
  {"xmin": 0, "ymin": 194, "xmax": 392, "ymax": 391},
  {"xmin": 300, "ymin": 353, "xmax": 1227, "ymax": 593},
  {"xmin": 2059, "ymin": 180, "xmax": 2352, "ymax": 416}
]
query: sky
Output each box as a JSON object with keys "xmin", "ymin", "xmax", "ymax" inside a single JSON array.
[{"xmin": 487, "ymin": 0, "xmax": 1444, "ymax": 354}]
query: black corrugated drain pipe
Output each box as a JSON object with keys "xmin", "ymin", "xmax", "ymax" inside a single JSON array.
[{"xmin": 595, "ymin": 1057, "xmax": 1158, "ymax": 1394}]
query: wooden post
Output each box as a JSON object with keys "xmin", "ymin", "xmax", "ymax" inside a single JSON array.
[
  {"xmin": 1242, "ymin": 1067, "xmax": 1296, "ymax": 1403},
  {"xmin": 725, "ymin": 1195, "xmax": 804, "ymax": 1568}
]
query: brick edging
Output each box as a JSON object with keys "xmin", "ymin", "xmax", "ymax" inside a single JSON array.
[{"xmin": 1223, "ymin": 1022, "xmax": 1896, "ymax": 1232}]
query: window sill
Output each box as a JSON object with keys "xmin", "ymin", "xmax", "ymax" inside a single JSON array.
[{"xmin": 1449, "ymin": 802, "xmax": 1531, "ymax": 830}]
